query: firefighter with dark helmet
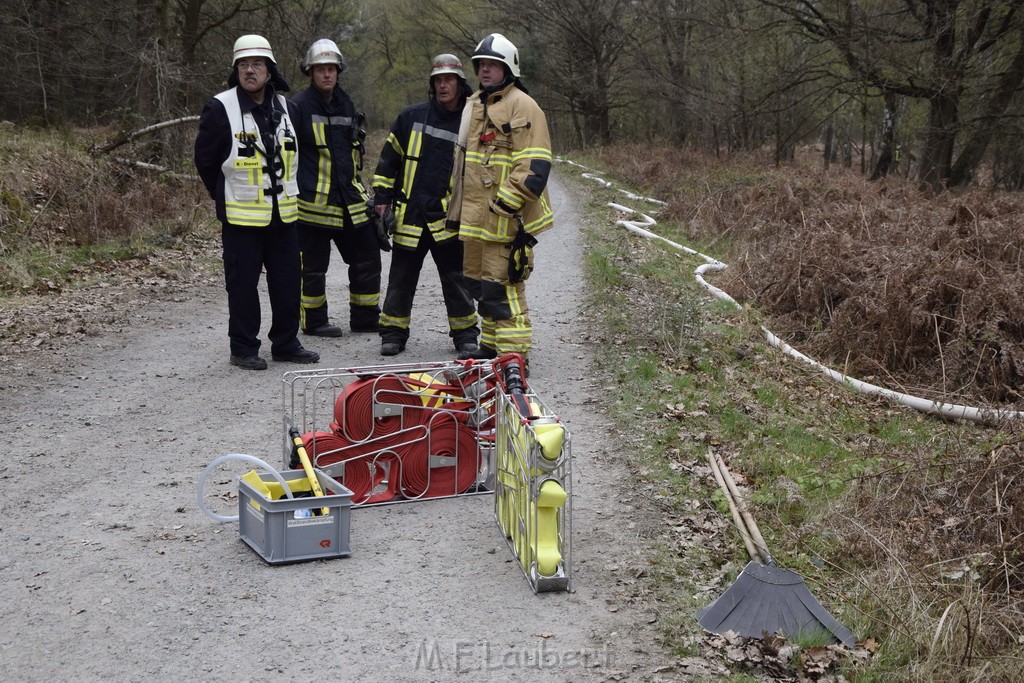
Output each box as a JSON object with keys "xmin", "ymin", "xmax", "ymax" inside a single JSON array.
[
  {"xmin": 371, "ymin": 54, "xmax": 480, "ymax": 357},
  {"xmin": 448, "ymin": 33, "xmax": 555, "ymax": 362},
  {"xmin": 193, "ymin": 34, "xmax": 320, "ymax": 370},
  {"xmin": 292, "ymin": 38, "xmax": 382, "ymax": 338}
]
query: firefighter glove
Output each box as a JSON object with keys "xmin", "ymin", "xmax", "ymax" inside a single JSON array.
[
  {"xmin": 382, "ymin": 206, "xmax": 397, "ymax": 236},
  {"xmin": 367, "ymin": 202, "xmax": 393, "ymax": 252},
  {"xmin": 508, "ymin": 225, "xmax": 538, "ymax": 284}
]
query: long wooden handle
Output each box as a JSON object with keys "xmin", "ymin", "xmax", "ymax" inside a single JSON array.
[
  {"xmin": 706, "ymin": 449, "xmax": 759, "ymax": 562},
  {"xmin": 714, "ymin": 451, "xmax": 774, "ymax": 565}
]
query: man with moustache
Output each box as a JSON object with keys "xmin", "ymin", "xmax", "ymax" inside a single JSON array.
[{"xmin": 194, "ymin": 34, "xmax": 319, "ymax": 370}]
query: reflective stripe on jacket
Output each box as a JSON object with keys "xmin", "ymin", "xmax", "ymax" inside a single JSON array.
[
  {"xmin": 372, "ymin": 98, "xmax": 462, "ymax": 249},
  {"xmin": 292, "ymin": 85, "xmax": 370, "ymax": 229},
  {"xmin": 211, "ymin": 89, "xmax": 299, "ymax": 227},
  {"xmin": 456, "ymin": 82, "xmax": 554, "ymax": 243}
]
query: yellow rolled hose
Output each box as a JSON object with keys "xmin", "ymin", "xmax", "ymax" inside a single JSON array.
[{"xmin": 530, "ymin": 479, "xmax": 567, "ymax": 576}]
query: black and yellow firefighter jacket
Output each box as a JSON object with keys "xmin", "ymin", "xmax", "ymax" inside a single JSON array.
[
  {"xmin": 456, "ymin": 81, "xmax": 554, "ymax": 242},
  {"xmin": 194, "ymin": 85, "xmax": 300, "ymax": 227},
  {"xmin": 372, "ymin": 97, "xmax": 462, "ymax": 249},
  {"xmin": 291, "ymin": 85, "xmax": 370, "ymax": 229}
]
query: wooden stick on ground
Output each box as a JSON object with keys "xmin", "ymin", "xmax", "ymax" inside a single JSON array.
[
  {"xmin": 91, "ymin": 115, "xmax": 201, "ymax": 155},
  {"xmin": 706, "ymin": 448, "xmax": 760, "ymax": 563},
  {"xmin": 714, "ymin": 451, "xmax": 775, "ymax": 565}
]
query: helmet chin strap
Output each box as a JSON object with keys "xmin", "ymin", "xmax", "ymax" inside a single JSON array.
[{"xmin": 482, "ymin": 72, "xmax": 514, "ymax": 94}]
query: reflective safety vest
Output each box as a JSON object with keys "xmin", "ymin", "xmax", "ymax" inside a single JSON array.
[{"xmin": 215, "ymin": 90, "xmax": 299, "ymax": 227}]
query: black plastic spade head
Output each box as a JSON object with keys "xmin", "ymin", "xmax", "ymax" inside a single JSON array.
[{"xmin": 698, "ymin": 561, "xmax": 856, "ymax": 647}]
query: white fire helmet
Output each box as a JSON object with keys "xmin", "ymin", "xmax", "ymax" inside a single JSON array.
[
  {"xmin": 302, "ymin": 39, "xmax": 346, "ymax": 75},
  {"xmin": 471, "ymin": 33, "xmax": 520, "ymax": 78},
  {"xmin": 232, "ymin": 35, "xmax": 276, "ymax": 66}
]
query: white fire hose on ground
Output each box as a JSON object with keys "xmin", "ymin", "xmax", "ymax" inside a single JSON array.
[{"xmin": 565, "ymin": 159, "xmax": 1023, "ymax": 424}]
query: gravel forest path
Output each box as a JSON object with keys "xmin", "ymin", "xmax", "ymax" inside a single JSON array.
[{"xmin": 0, "ymin": 173, "xmax": 693, "ymax": 681}]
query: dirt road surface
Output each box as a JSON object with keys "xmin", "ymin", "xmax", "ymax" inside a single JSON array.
[{"xmin": 0, "ymin": 174, "xmax": 687, "ymax": 681}]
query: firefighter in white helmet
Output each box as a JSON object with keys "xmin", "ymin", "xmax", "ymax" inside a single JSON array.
[
  {"xmin": 194, "ymin": 34, "xmax": 319, "ymax": 370},
  {"xmin": 371, "ymin": 54, "xmax": 480, "ymax": 357},
  {"xmin": 291, "ymin": 38, "xmax": 382, "ymax": 337},
  {"xmin": 448, "ymin": 33, "xmax": 555, "ymax": 363}
]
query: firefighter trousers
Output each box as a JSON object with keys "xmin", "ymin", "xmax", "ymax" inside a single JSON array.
[
  {"xmin": 298, "ymin": 221, "xmax": 382, "ymax": 331},
  {"xmin": 221, "ymin": 218, "xmax": 302, "ymax": 358},
  {"xmin": 461, "ymin": 237, "xmax": 532, "ymax": 354},
  {"xmin": 379, "ymin": 231, "xmax": 479, "ymax": 347}
]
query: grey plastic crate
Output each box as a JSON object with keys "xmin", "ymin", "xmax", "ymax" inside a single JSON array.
[{"xmin": 237, "ymin": 468, "xmax": 352, "ymax": 565}]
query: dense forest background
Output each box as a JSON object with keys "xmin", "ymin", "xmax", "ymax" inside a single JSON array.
[{"xmin": 8, "ymin": 0, "xmax": 1024, "ymax": 192}]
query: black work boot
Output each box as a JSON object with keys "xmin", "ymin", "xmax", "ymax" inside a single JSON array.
[
  {"xmin": 457, "ymin": 344, "xmax": 497, "ymax": 361},
  {"xmin": 380, "ymin": 341, "xmax": 405, "ymax": 356},
  {"xmin": 455, "ymin": 340, "xmax": 479, "ymax": 356},
  {"xmin": 230, "ymin": 354, "xmax": 268, "ymax": 371},
  {"xmin": 304, "ymin": 323, "xmax": 343, "ymax": 337},
  {"xmin": 272, "ymin": 347, "xmax": 320, "ymax": 364}
]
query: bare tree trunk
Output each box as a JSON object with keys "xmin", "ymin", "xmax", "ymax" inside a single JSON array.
[
  {"xmin": 918, "ymin": 93, "xmax": 958, "ymax": 193},
  {"xmin": 823, "ymin": 118, "xmax": 834, "ymax": 170},
  {"xmin": 917, "ymin": 3, "xmax": 959, "ymax": 194},
  {"xmin": 860, "ymin": 91, "xmax": 868, "ymax": 175},
  {"xmin": 870, "ymin": 91, "xmax": 898, "ymax": 180},
  {"xmin": 950, "ymin": 32, "xmax": 1024, "ymax": 187}
]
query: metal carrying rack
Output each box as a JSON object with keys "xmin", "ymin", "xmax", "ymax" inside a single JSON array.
[
  {"xmin": 494, "ymin": 383, "xmax": 573, "ymax": 593},
  {"xmin": 281, "ymin": 358, "xmax": 572, "ymax": 592},
  {"xmin": 282, "ymin": 360, "xmax": 497, "ymax": 505}
]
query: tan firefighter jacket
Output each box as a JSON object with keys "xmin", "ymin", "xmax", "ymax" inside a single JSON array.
[{"xmin": 451, "ymin": 81, "xmax": 554, "ymax": 243}]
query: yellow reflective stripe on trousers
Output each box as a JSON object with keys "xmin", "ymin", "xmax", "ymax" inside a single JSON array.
[
  {"xmin": 494, "ymin": 283, "xmax": 531, "ymax": 351},
  {"xmin": 494, "ymin": 319, "xmax": 532, "ymax": 352},
  {"xmin": 350, "ymin": 292, "xmax": 380, "ymax": 307},
  {"xmin": 379, "ymin": 312, "xmax": 410, "ymax": 329},
  {"xmin": 480, "ymin": 328, "xmax": 497, "ymax": 349},
  {"xmin": 449, "ymin": 312, "xmax": 479, "ymax": 331},
  {"xmin": 302, "ymin": 293, "xmax": 327, "ymax": 308}
]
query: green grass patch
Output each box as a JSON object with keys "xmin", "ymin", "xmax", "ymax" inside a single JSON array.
[{"xmin": 565, "ymin": 151, "xmax": 1021, "ymax": 680}]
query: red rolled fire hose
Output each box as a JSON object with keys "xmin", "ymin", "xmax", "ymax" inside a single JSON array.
[
  {"xmin": 299, "ymin": 371, "xmax": 488, "ymax": 503},
  {"xmin": 400, "ymin": 412, "xmax": 480, "ymax": 499},
  {"xmin": 333, "ymin": 375, "xmax": 428, "ymax": 442},
  {"xmin": 301, "ymin": 431, "xmax": 387, "ymax": 504}
]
